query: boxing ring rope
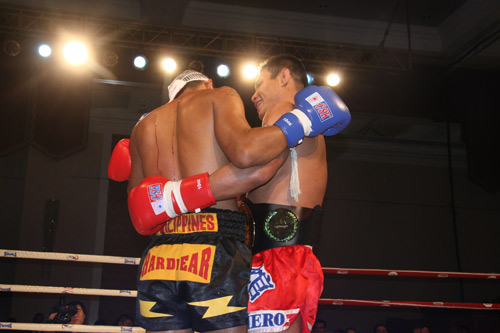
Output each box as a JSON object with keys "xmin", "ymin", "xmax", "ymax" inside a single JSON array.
[
  {"xmin": 318, "ymin": 299, "xmax": 500, "ymax": 310},
  {"xmin": 322, "ymin": 267, "xmax": 500, "ymax": 279},
  {"xmin": 0, "ymin": 249, "xmax": 140, "ymax": 265},
  {"xmin": 0, "ymin": 284, "xmax": 136, "ymax": 297},
  {"xmin": 1, "ymin": 248, "xmax": 500, "ymax": 332},
  {"xmin": 0, "ymin": 323, "xmax": 144, "ymax": 332},
  {"xmin": 3, "ymin": 249, "xmax": 499, "ymax": 280}
]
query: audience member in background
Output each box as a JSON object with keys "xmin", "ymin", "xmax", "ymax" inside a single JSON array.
[
  {"xmin": 346, "ymin": 327, "xmax": 356, "ymax": 333},
  {"xmin": 47, "ymin": 301, "xmax": 87, "ymax": 333},
  {"xmin": 312, "ymin": 318, "xmax": 327, "ymax": 332},
  {"xmin": 115, "ymin": 313, "xmax": 134, "ymax": 326},
  {"xmin": 31, "ymin": 312, "xmax": 44, "ymax": 333},
  {"xmin": 373, "ymin": 324, "xmax": 388, "ymax": 333}
]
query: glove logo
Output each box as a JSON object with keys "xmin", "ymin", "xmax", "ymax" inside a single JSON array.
[
  {"xmin": 147, "ymin": 183, "xmax": 165, "ymax": 215},
  {"xmin": 306, "ymin": 92, "xmax": 333, "ymax": 122}
]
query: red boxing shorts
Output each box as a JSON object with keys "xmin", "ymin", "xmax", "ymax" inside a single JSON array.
[
  {"xmin": 136, "ymin": 208, "xmax": 251, "ymax": 332},
  {"xmin": 248, "ymin": 245, "xmax": 324, "ymax": 332}
]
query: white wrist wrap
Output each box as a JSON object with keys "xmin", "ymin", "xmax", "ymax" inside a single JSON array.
[
  {"xmin": 290, "ymin": 109, "xmax": 312, "ymax": 136},
  {"xmin": 163, "ymin": 180, "xmax": 188, "ymax": 218}
]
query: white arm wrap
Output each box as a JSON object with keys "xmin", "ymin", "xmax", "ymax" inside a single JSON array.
[
  {"xmin": 162, "ymin": 180, "xmax": 188, "ymax": 218},
  {"xmin": 290, "ymin": 109, "xmax": 312, "ymax": 136}
]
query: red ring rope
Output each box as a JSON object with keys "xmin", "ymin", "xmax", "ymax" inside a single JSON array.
[
  {"xmin": 323, "ymin": 267, "xmax": 500, "ymax": 279},
  {"xmin": 319, "ymin": 298, "xmax": 500, "ymax": 310}
]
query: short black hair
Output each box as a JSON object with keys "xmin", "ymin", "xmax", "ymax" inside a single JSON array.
[
  {"xmin": 115, "ymin": 313, "xmax": 134, "ymax": 325},
  {"xmin": 259, "ymin": 54, "xmax": 308, "ymax": 89}
]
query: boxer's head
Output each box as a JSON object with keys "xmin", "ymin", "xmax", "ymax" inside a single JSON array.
[
  {"xmin": 168, "ymin": 70, "xmax": 212, "ymax": 101},
  {"xmin": 259, "ymin": 54, "xmax": 308, "ymax": 90},
  {"xmin": 251, "ymin": 54, "xmax": 307, "ymax": 120}
]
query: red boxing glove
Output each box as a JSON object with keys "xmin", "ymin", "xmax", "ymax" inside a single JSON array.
[
  {"xmin": 108, "ymin": 139, "xmax": 131, "ymax": 182},
  {"xmin": 128, "ymin": 176, "xmax": 171, "ymax": 235},
  {"xmin": 128, "ymin": 173, "xmax": 216, "ymax": 235}
]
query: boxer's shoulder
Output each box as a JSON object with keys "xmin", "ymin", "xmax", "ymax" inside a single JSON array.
[{"xmin": 213, "ymin": 86, "xmax": 241, "ymax": 98}]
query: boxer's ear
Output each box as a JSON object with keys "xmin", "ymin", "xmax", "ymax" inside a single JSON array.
[{"xmin": 279, "ymin": 68, "xmax": 291, "ymax": 86}]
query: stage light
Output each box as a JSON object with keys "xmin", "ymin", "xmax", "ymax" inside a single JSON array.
[
  {"xmin": 307, "ymin": 73, "xmax": 314, "ymax": 84},
  {"xmin": 162, "ymin": 58, "xmax": 177, "ymax": 73},
  {"xmin": 189, "ymin": 60, "xmax": 204, "ymax": 72},
  {"xmin": 217, "ymin": 64, "xmax": 230, "ymax": 78},
  {"xmin": 103, "ymin": 50, "xmax": 118, "ymax": 67},
  {"xmin": 3, "ymin": 40, "xmax": 21, "ymax": 57},
  {"xmin": 38, "ymin": 44, "xmax": 52, "ymax": 58},
  {"xmin": 243, "ymin": 64, "xmax": 258, "ymax": 79},
  {"xmin": 62, "ymin": 41, "xmax": 88, "ymax": 66},
  {"xmin": 326, "ymin": 73, "xmax": 341, "ymax": 86},
  {"xmin": 134, "ymin": 55, "xmax": 147, "ymax": 69}
]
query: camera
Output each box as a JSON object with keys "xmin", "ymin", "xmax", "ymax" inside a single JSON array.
[{"xmin": 47, "ymin": 296, "xmax": 78, "ymax": 324}]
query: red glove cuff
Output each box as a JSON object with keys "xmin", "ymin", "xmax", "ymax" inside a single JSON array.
[{"xmin": 179, "ymin": 172, "xmax": 216, "ymax": 212}]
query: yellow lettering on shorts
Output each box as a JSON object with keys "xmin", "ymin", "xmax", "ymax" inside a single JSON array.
[
  {"xmin": 140, "ymin": 244, "xmax": 215, "ymax": 283},
  {"xmin": 156, "ymin": 213, "xmax": 218, "ymax": 235}
]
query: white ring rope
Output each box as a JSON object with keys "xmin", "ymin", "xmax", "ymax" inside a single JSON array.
[
  {"xmin": 0, "ymin": 249, "xmax": 139, "ymax": 265},
  {"xmin": 0, "ymin": 284, "xmax": 136, "ymax": 297},
  {"xmin": 1, "ymin": 247, "xmax": 499, "ymax": 333},
  {"xmin": 3, "ymin": 249, "xmax": 499, "ymax": 280},
  {"xmin": 0, "ymin": 322, "xmax": 145, "ymax": 332}
]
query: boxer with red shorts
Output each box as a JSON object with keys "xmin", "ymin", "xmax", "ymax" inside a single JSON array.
[{"xmin": 242, "ymin": 200, "xmax": 324, "ymax": 333}]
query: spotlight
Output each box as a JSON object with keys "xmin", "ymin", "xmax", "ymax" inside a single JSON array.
[
  {"xmin": 103, "ymin": 50, "xmax": 118, "ymax": 67},
  {"xmin": 38, "ymin": 44, "xmax": 52, "ymax": 58},
  {"xmin": 3, "ymin": 40, "xmax": 21, "ymax": 57},
  {"xmin": 307, "ymin": 73, "xmax": 314, "ymax": 85},
  {"xmin": 326, "ymin": 73, "xmax": 341, "ymax": 86},
  {"xmin": 62, "ymin": 41, "xmax": 88, "ymax": 66},
  {"xmin": 217, "ymin": 64, "xmax": 230, "ymax": 78},
  {"xmin": 134, "ymin": 55, "xmax": 147, "ymax": 69},
  {"xmin": 243, "ymin": 64, "xmax": 258, "ymax": 79},
  {"xmin": 162, "ymin": 58, "xmax": 177, "ymax": 73},
  {"xmin": 189, "ymin": 60, "xmax": 204, "ymax": 72}
]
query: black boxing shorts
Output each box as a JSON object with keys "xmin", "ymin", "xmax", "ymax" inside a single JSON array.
[{"xmin": 136, "ymin": 208, "xmax": 251, "ymax": 332}]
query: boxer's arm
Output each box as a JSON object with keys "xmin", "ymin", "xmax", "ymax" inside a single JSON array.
[
  {"xmin": 208, "ymin": 150, "xmax": 288, "ymax": 200},
  {"xmin": 213, "ymin": 87, "xmax": 288, "ymax": 168},
  {"xmin": 207, "ymin": 97, "xmax": 293, "ymax": 199}
]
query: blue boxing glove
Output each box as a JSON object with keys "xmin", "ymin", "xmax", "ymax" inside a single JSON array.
[{"xmin": 274, "ymin": 85, "xmax": 351, "ymax": 147}]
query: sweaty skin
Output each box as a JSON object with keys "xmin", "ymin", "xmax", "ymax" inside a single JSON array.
[{"xmin": 128, "ymin": 85, "xmax": 288, "ymax": 212}]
